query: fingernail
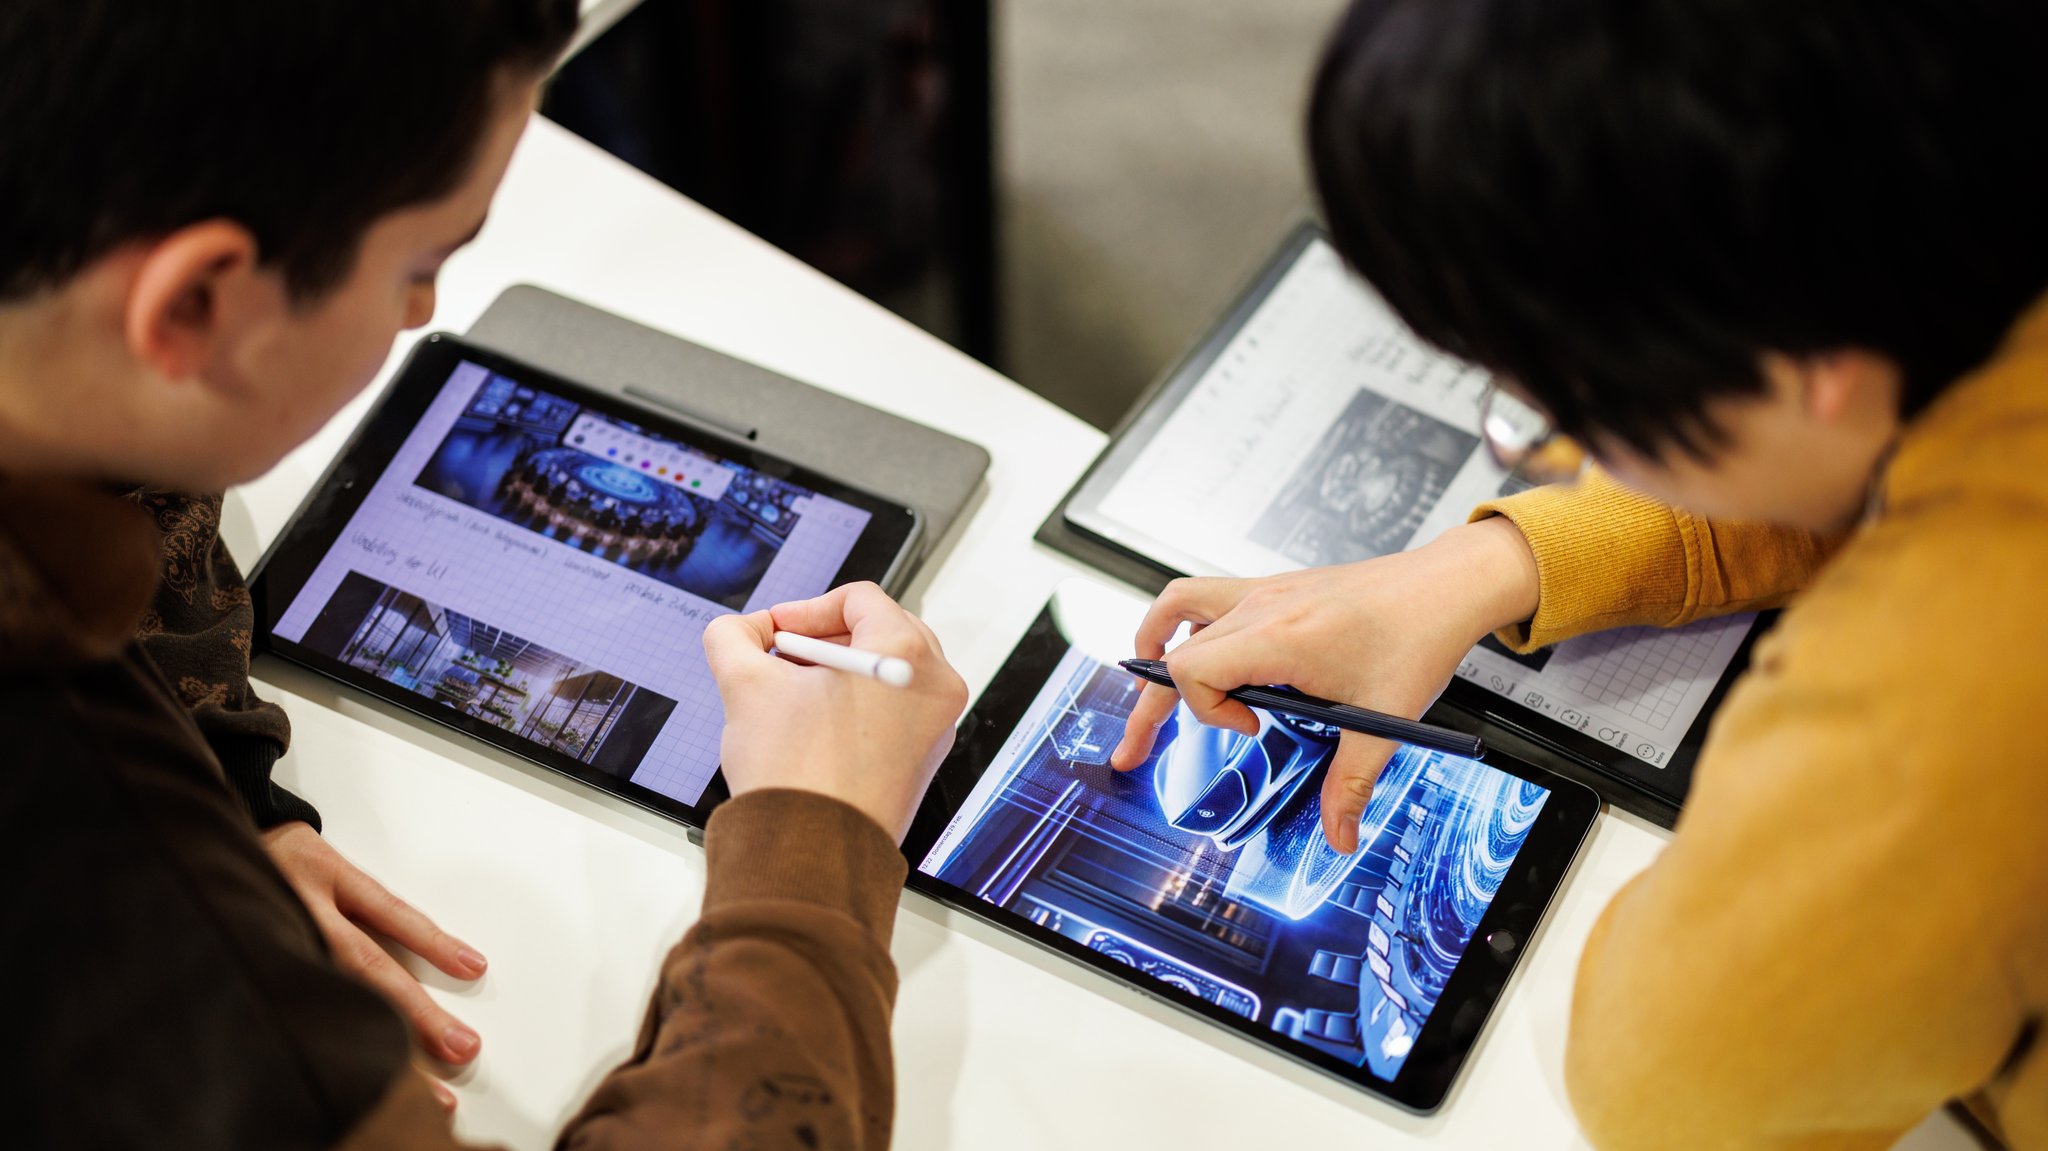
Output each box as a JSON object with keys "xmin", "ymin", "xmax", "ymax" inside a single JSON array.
[
  {"xmin": 456, "ymin": 946, "xmax": 487, "ymax": 974},
  {"xmin": 429, "ymin": 1079, "xmax": 458, "ymax": 1111},
  {"xmin": 444, "ymin": 1025, "xmax": 481, "ymax": 1059}
]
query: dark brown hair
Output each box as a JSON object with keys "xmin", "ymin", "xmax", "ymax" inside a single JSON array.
[{"xmin": 0, "ymin": 0, "xmax": 579, "ymax": 303}]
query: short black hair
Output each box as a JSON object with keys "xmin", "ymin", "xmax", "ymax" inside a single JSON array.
[
  {"xmin": 0, "ymin": 0, "xmax": 579, "ymax": 304},
  {"xmin": 1309, "ymin": 0, "xmax": 2048, "ymax": 458}
]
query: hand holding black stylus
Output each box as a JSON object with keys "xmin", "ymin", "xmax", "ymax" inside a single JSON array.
[{"xmin": 1117, "ymin": 658, "xmax": 1485, "ymax": 760}]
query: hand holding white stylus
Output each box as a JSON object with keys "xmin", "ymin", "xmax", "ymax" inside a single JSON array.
[
  {"xmin": 772, "ymin": 629, "xmax": 915, "ymax": 687},
  {"xmin": 703, "ymin": 583, "xmax": 967, "ymax": 842}
]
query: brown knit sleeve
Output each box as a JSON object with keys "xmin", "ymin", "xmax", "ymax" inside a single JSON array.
[
  {"xmin": 322, "ymin": 790, "xmax": 907, "ymax": 1151},
  {"xmin": 126, "ymin": 488, "xmax": 318, "ymax": 831},
  {"xmin": 555, "ymin": 789, "xmax": 906, "ymax": 1151}
]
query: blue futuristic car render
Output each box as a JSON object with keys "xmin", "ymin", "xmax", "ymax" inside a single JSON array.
[{"xmin": 1152, "ymin": 703, "xmax": 1343, "ymax": 851}]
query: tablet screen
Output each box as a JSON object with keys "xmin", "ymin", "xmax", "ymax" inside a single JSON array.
[
  {"xmin": 916, "ymin": 643, "xmax": 1552, "ymax": 1082},
  {"xmin": 263, "ymin": 345, "xmax": 899, "ymax": 809}
]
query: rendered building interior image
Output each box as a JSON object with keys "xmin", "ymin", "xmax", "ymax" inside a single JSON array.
[
  {"xmin": 924, "ymin": 657, "xmax": 1547, "ymax": 1079},
  {"xmin": 414, "ymin": 374, "xmax": 806, "ymax": 609},
  {"xmin": 1250, "ymin": 390, "xmax": 1479, "ymax": 569},
  {"xmin": 300, "ymin": 572, "xmax": 679, "ymax": 777}
]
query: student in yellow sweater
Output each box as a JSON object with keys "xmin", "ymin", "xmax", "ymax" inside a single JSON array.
[{"xmin": 1111, "ymin": 1, "xmax": 2047, "ymax": 1146}]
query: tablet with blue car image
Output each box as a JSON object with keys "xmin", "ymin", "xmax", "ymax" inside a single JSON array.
[{"xmin": 903, "ymin": 583, "xmax": 1596, "ymax": 1112}]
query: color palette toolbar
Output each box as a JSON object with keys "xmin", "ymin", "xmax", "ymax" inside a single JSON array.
[{"xmin": 565, "ymin": 414, "xmax": 737, "ymax": 502}]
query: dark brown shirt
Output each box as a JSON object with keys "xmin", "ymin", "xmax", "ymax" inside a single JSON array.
[{"xmin": 0, "ymin": 478, "xmax": 907, "ymax": 1150}]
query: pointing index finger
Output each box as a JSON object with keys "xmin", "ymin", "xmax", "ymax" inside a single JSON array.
[{"xmin": 1111, "ymin": 681, "xmax": 1179, "ymax": 771}]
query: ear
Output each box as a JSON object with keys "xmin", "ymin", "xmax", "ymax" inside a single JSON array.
[
  {"xmin": 122, "ymin": 220, "xmax": 266, "ymax": 384},
  {"xmin": 1765, "ymin": 349, "xmax": 1898, "ymax": 427}
]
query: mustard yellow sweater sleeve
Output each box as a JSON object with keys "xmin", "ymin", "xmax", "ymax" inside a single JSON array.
[
  {"xmin": 1561, "ymin": 500, "xmax": 2048, "ymax": 1149},
  {"xmin": 1469, "ymin": 471, "xmax": 1837, "ymax": 650}
]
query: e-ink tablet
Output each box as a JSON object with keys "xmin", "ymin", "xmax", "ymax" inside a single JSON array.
[
  {"xmin": 250, "ymin": 334, "xmax": 920, "ymax": 825},
  {"xmin": 900, "ymin": 581, "xmax": 1599, "ymax": 1114}
]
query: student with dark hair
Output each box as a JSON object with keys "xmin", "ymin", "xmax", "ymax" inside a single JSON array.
[
  {"xmin": 1114, "ymin": 1, "xmax": 2048, "ymax": 1146},
  {"xmin": 0, "ymin": 2, "xmax": 965, "ymax": 1147}
]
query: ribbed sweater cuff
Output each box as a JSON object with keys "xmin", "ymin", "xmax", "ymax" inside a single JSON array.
[
  {"xmin": 701, "ymin": 790, "xmax": 907, "ymax": 945},
  {"xmin": 1470, "ymin": 476, "xmax": 1690, "ymax": 651},
  {"xmin": 217, "ymin": 742, "xmax": 323, "ymax": 833}
]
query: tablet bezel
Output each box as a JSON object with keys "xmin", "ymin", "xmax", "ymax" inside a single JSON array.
[
  {"xmin": 900, "ymin": 599, "xmax": 1601, "ymax": 1114},
  {"xmin": 248, "ymin": 332, "xmax": 922, "ymax": 829}
]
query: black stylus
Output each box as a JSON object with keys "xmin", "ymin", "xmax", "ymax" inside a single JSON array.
[{"xmin": 1118, "ymin": 658, "xmax": 1486, "ymax": 760}]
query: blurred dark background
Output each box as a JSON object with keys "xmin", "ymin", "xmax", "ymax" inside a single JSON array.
[
  {"xmin": 547, "ymin": 0, "xmax": 1343, "ymax": 429},
  {"xmin": 546, "ymin": 0, "xmax": 998, "ymax": 363}
]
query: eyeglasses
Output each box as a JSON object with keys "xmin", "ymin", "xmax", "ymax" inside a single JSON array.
[{"xmin": 1478, "ymin": 383, "xmax": 1590, "ymax": 486}]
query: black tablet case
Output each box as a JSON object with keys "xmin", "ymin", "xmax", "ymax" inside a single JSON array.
[{"xmin": 466, "ymin": 285, "xmax": 991, "ymax": 590}]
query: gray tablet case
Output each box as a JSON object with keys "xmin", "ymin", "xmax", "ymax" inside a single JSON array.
[{"xmin": 466, "ymin": 285, "xmax": 991, "ymax": 589}]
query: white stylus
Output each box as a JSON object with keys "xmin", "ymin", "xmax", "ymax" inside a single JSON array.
[{"xmin": 771, "ymin": 630, "xmax": 915, "ymax": 688}]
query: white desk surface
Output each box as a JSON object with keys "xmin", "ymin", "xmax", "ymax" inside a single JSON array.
[{"xmin": 227, "ymin": 116, "xmax": 1972, "ymax": 1151}]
